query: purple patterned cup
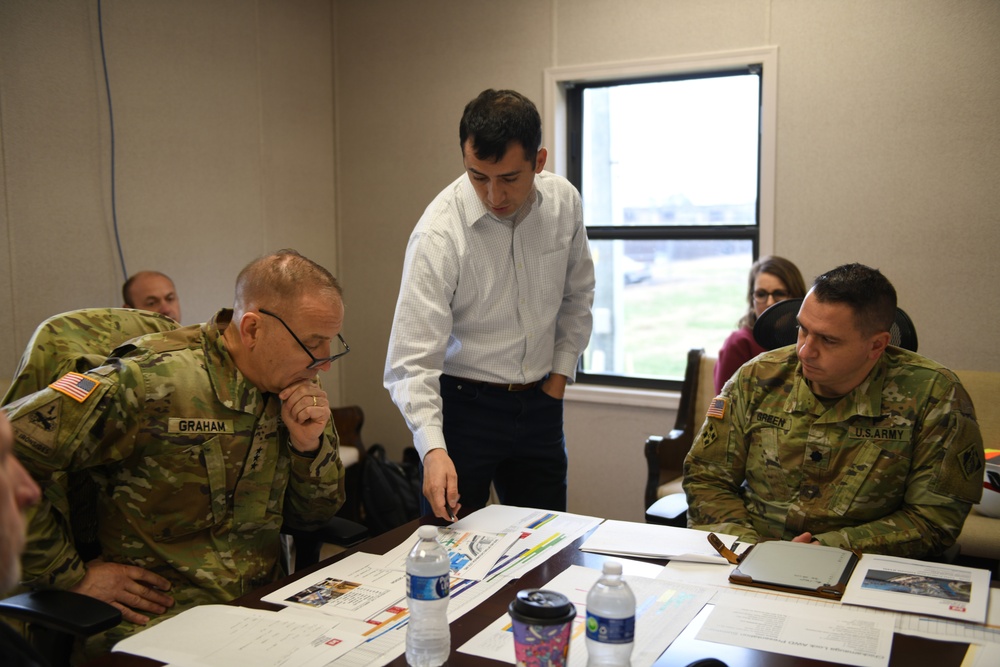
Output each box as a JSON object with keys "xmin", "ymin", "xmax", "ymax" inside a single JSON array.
[{"xmin": 508, "ymin": 589, "xmax": 576, "ymax": 667}]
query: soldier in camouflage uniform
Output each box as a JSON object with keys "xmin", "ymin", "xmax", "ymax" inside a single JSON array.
[
  {"xmin": 684, "ymin": 263, "xmax": 984, "ymax": 559},
  {"xmin": 2, "ymin": 308, "xmax": 181, "ymax": 575},
  {"xmin": 3, "ymin": 250, "xmax": 347, "ymax": 656}
]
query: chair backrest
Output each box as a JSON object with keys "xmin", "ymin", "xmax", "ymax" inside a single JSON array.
[
  {"xmin": 753, "ymin": 298, "xmax": 918, "ymax": 352},
  {"xmin": 643, "ymin": 348, "xmax": 717, "ymax": 508},
  {"xmin": 330, "ymin": 405, "xmax": 366, "ymax": 524}
]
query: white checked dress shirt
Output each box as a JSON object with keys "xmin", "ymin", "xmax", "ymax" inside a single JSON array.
[{"xmin": 384, "ymin": 170, "xmax": 595, "ymax": 459}]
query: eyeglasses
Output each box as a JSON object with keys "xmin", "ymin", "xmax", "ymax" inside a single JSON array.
[
  {"xmin": 258, "ymin": 308, "xmax": 350, "ymax": 370},
  {"xmin": 752, "ymin": 289, "xmax": 790, "ymax": 304}
]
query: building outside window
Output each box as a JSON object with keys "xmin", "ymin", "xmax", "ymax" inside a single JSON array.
[{"xmin": 548, "ymin": 50, "xmax": 776, "ymax": 390}]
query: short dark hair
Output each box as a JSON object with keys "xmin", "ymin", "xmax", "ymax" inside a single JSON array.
[
  {"xmin": 811, "ymin": 263, "xmax": 896, "ymax": 336},
  {"xmin": 459, "ymin": 89, "xmax": 542, "ymax": 165}
]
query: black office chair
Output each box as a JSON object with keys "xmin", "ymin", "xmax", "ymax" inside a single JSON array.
[
  {"xmin": 0, "ymin": 590, "xmax": 121, "ymax": 666},
  {"xmin": 753, "ymin": 298, "xmax": 918, "ymax": 351}
]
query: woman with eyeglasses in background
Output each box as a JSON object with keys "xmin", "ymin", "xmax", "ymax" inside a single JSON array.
[{"xmin": 714, "ymin": 255, "xmax": 807, "ymax": 393}]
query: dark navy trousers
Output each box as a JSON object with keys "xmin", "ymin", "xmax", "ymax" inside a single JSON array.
[{"xmin": 424, "ymin": 374, "xmax": 568, "ymax": 515}]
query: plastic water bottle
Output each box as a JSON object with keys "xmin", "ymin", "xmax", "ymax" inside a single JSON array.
[
  {"xmin": 585, "ymin": 561, "xmax": 635, "ymax": 666},
  {"xmin": 405, "ymin": 525, "xmax": 450, "ymax": 667}
]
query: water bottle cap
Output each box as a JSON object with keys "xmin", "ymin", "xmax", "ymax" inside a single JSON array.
[
  {"xmin": 603, "ymin": 561, "xmax": 623, "ymax": 575},
  {"xmin": 417, "ymin": 525, "xmax": 439, "ymax": 540}
]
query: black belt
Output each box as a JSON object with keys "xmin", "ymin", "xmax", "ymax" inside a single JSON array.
[{"xmin": 447, "ymin": 376, "xmax": 542, "ymax": 392}]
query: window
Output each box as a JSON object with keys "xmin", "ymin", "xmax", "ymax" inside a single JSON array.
[{"xmin": 544, "ymin": 49, "xmax": 777, "ymax": 390}]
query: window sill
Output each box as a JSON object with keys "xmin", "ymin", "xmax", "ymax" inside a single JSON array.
[{"xmin": 565, "ymin": 383, "xmax": 680, "ymax": 410}]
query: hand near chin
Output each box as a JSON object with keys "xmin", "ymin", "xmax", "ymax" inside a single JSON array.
[{"xmin": 279, "ymin": 379, "xmax": 330, "ymax": 453}]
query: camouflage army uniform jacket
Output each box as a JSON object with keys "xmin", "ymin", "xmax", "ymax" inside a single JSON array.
[
  {"xmin": 5, "ymin": 309, "xmax": 345, "ymax": 632},
  {"xmin": 683, "ymin": 345, "xmax": 983, "ymax": 558}
]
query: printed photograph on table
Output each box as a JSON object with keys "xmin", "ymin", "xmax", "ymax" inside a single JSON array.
[{"xmin": 860, "ymin": 571, "xmax": 972, "ymax": 602}]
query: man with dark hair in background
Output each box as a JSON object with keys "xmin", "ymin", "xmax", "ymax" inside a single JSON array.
[
  {"xmin": 384, "ymin": 89, "xmax": 595, "ymax": 521},
  {"xmin": 685, "ymin": 263, "xmax": 984, "ymax": 558}
]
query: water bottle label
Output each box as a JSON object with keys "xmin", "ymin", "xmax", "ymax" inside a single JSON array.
[
  {"xmin": 586, "ymin": 611, "xmax": 635, "ymax": 644},
  {"xmin": 407, "ymin": 573, "xmax": 450, "ymax": 601}
]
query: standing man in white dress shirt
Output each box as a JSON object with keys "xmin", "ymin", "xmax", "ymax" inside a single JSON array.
[{"xmin": 384, "ymin": 89, "xmax": 595, "ymax": 521}]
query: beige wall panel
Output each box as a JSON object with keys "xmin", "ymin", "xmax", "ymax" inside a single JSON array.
[
  {"xmin": 334, "ymin": 0, "xmax": 553, "ymax": 452},
  {"xmin": 1, "ymin": 1, "xmax": 339, "ymax": 395},
  {"xmin": 102, "ymin": 1, "xmax": 264, "ymax": 323},
  {"xmin": 770, "ymin": 0, "xmax": 1000, "ymax": 371},
  {"xmin": 1, "ymin": 0, "xmax": 122, "ymax": 358},
  {"xmin": 555, "ymin": 0, "xmax": 770, "ymax": 65}
]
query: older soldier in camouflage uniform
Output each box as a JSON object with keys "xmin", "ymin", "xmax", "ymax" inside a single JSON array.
[
  {"xmin": 3, "ymin": 249, "xmax": 346, "ymax": 655},
  {"xmin": 684, "ymin": 263, "xmax": 983, "ymax": 559}
]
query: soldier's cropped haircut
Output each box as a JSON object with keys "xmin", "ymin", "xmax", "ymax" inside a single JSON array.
[
  {"xmin": 459, "ymin": 89, "xmax": 542, "ymax": 166},
  {"xmin": 122, "ymin": 270, "xmax": 173, "ymax": 307},
  {"xmin": 811, "ymin": 263, "xmax": 896, "ymax": 337},
  {"xmin": 234, "ymin": 249, "xmax": 342, "ymax": 318}
]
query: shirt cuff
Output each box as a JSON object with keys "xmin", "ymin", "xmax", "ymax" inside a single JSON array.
[
  {"xmin": 551, "ymin": 351, "xmax": 581, "ymax": 383},
  {"xmin": 414, "ymin": 426, "xmax": 448, "ymax": 462}
]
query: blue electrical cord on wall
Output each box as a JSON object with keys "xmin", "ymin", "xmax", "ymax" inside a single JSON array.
[{"xmin": 97, "ymin": 0, "xmax": 128, "ymax": 281}]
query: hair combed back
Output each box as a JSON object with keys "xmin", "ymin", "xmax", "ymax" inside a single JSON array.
[
  {"xmin": 459, "ymin": 89, "xmax": 542, "ymax": 164},
  {"xmin": 738, "ymin": 255, "xmax": 807, "ymax": 329},
  {"xmin": 233, "ymin": 249, "xmax": 341, "ymax": 317},
  {"xmin": 812, "ymin": 263, "xmax": 896, "ymax": 336}
]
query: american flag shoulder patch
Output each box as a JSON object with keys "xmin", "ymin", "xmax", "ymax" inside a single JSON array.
[
  {"xmin": 706, "ymin": 396, "xmax": 728, "ymax": 420},
  {"xmin": 49, "ymin": 372, "xmax": 99, "ymax": 403}
]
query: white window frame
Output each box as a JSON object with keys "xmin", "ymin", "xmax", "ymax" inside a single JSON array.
[{"xmin": 543, "ymin": 46, "xmax": 778, "ymax": 405}]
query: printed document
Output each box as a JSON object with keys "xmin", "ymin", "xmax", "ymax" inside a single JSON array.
[
  {"xmin": 842, "ymin": 553, "xmax": 991, "ymax": 624},
  {"xmin": 697, "ymin": 595, "xmax": 895, "ymax": 667},
  {"xmin": 371, "ymin": 526, "xmax": 521, "ymax": 580},
  {"xmin": 580, "ymin": 520, "xmax": 737, "ymax": 563},
  {"xmin": 112, "ymin": 604, "xmax": 366, "ymax": 666}
]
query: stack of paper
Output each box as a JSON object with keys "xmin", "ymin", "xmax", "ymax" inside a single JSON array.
[{"xmin": 580, "ymin": 519, "xmax": 737, "ymax": 563}]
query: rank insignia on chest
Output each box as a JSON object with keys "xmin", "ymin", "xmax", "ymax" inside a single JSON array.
[{"xmin": 49, "ymin": 372, "xmax": 99, "ymax": 403}]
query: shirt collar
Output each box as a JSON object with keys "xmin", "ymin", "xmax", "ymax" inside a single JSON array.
[
  {"xmin": 786, "ymin": 354, "xmax": 886, "ymax": 420},
  {"xmin": 204, "ymin": 308, "xmax": 271, "ymax": 417},
  {"xmin": 462, "ymin": 177, "xmax": 540, "ymax": 228}
]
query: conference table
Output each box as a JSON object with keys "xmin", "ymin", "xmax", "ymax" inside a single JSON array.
[{"xmin": 85, "ymin": 516, "xmax": 974, "ymax": 667}]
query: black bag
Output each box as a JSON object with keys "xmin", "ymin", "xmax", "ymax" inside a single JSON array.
[{"xmin": 360, "ymin": 444, "xmax": 421, "ymax": 536}]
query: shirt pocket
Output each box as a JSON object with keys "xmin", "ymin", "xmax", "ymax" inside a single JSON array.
[
  {"xmin": 116, "ymin": 437, "xmax": 228, "ymax": 542},
  {"xmin": 750, "ymin": 428, "xmax": 797, "ymax": 502},
  {"xmin": 828, "ymin": 440, "xmax": 912, "ymax": 518}
]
